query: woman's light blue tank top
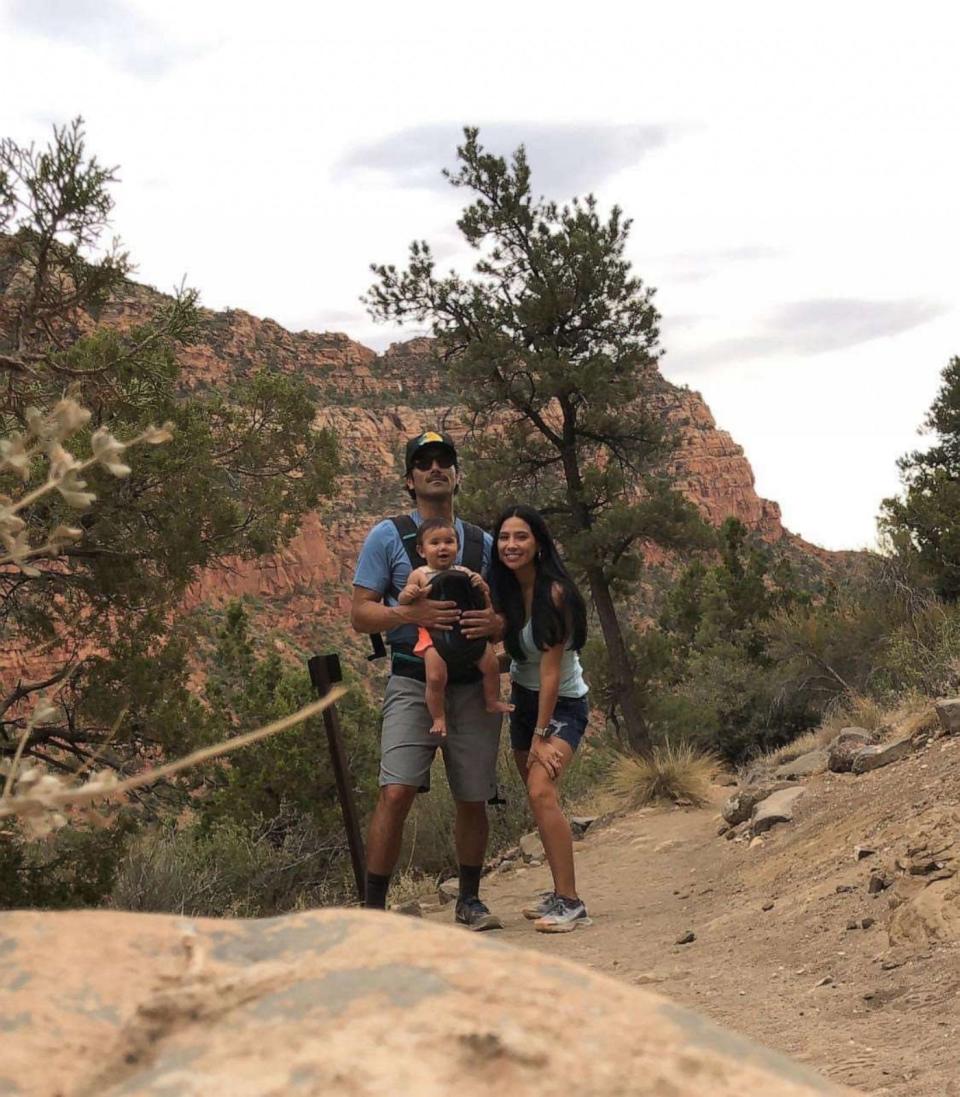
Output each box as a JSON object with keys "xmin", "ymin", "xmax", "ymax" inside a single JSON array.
[{"xmin": 510, "ymin": 619, "xmax": 589, "ymax": 698}]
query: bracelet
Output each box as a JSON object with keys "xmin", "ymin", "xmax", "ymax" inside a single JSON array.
[{"xmin": 533, "ymin": 726, "xmax": 552, "ymax": 738}]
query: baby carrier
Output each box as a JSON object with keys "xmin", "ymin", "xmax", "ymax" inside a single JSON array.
[
  {"xmin": 425, "ymin": 566, "xmax": 487, "ymax": 673},
  {"xmin": 369, "ymin": 514, "xmax": 486, "ymax": 683}
]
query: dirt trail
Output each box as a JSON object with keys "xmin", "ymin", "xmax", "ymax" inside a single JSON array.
[{"xmin": 431, "ymin": 743, "xmax": 960, "ymax": 1097}]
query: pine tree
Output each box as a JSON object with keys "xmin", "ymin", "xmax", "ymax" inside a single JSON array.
[
  {"xmin": 881, "ymin": 355, "xmax": 960, "ymax": 600},
  {"xmin": 366, "ymin": 128, "xmax": 708, "ymax": 754},
  {"xmin": 0, "ymin": 118, "xmax": 339, "ymax": 775}
]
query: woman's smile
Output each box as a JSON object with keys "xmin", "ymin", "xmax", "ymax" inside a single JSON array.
[{"xmin": 498, "ymin": 517, "xmax": 537, "ymax": 570}]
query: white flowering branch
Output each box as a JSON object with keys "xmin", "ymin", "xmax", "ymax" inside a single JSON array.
[
  {"xmin": 0, "ymin": 688, "xmax": 346, "ymax": 838},
  {"xmin": 0, "ymin": 397, "xmax": 173, "ymax": 575},
  {"xmin": 0, "ymin": 396, "xmax": 351, "ymax": 843}
]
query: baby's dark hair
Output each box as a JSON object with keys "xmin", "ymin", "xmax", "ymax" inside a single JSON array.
[{"xmin": 416, "ymin": 517, "xmax": 458, "ymax": 548}]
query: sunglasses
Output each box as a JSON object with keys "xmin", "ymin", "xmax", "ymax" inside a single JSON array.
[{"xmin": 411, "ymin": 452, "xmax": 456, "ymax": 471}]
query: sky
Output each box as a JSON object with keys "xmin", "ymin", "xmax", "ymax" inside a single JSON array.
[{"xmin": 2, "ymin": 0, "xmax": 958, "ymax": 551}]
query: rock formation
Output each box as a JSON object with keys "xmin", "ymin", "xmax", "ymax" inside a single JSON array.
[
  {"xmin": 3, "ymin": 258, "xmax": 854, "ymax": 665},
  {"xmin": 100, "ymin": 282, "xmax": 832, "ymax": 656}
]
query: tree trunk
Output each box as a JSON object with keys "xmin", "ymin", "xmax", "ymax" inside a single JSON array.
[
  {"xmin": 556, "ymin": 433, "xmax": 654, "ymax": 760},
  {"xmin": 585, "ymin": 565, "xmax": 653, "ymax": 759}
]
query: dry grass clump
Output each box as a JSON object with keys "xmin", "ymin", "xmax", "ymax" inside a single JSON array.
[
  {"xmin": 763, "ymin": 726, "xmax": 837, "ymax": 767},
  {"xmin": 607, "ymin": 741, "xmax": 715, "ymax": 809},
  {"xmin": 388, "ymin": 869, "xmax": 436, "ymax": 907},
  {"xmin": 882, "ymin": 693, "xmax": 939, "ymax": 740},
  {"xmin": 762, "ymin": 691, "xmax": 940, "ymax": 770},
  {"xmin": 820, "ymin": 693, "xmax": 886, "ymax": 737}
]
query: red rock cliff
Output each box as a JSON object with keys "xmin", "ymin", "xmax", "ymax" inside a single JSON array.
[
  {"xmin": 145, "ymin": 291, "xmax": 795, "ymax": 649},
  {"xmin": 7, "ymin": 272, "xmax": 816, "ymax": 661}
]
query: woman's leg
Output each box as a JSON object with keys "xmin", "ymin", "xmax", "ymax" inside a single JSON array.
[
  {"xmin": 521, "ymin": 740, "xmax": 577, "ymax": 899},
  {"xmin": 423, "ymin": 647, "xmax": 448, "ymax": 736}
]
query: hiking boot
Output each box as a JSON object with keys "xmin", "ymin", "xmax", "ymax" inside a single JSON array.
[
  {"xmin": 534, "ymin": 895, "xmax": 591, "ymax": 933},
  {"xmin": 455, "ymin": 896, "xmax": 503, "ymax": 931},
  {"xmin": 521, "ymin": 890, "xmax": 556, "ymax": 920}
]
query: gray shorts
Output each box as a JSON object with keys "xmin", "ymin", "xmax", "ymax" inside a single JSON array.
[{"xmin": 380, "ymin": 675, "xmax": 502, "ymax": 801}]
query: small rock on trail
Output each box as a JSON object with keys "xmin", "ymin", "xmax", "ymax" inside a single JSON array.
[
  {"xmin": 751, "ymin": 787, "xmax": 805, "ymax": 834},
  {"xmin": 827, "ymin": 728, "xmax": 877, "ymax": 773},
  {"xmin": 851, "ymin": 737, "xmax": 914, "ymax": 774}
]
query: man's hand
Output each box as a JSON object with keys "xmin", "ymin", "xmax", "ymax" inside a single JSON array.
[
  {"xmin": 527, "ymin": 737, "xmax": 563, "ymax": 779},
  {"xmin": 460, "ymin": 604, "xmax": 503, "ymax": 641},
  {"xmin": 396, "ymin": 597, "xmax": 460, "ymax": 631}
]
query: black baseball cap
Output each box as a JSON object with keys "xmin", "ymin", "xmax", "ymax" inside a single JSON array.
[{"xmin": 404, "ymin": 430, "xmax": 458, "ymax": 472}]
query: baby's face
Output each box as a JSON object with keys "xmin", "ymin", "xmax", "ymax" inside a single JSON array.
[{"xmin": 420, "ymin": 527, "xmax": 458, "ymax": 570}]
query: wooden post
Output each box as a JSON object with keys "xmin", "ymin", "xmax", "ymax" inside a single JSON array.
[{"xmin": 307, "ymin": 653, "xmax": 366, "ymax": 903}]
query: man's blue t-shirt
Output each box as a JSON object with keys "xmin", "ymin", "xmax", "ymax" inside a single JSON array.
[{"xmin": 353, "ymin": 512, "xmax": 493, "ymax": 648}]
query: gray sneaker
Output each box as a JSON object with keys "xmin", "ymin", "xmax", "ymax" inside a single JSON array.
[
  {"xmin": 534, "ymin": 895, "xmax": 591, "ymax": 933},
  {"xmin": 521, "ymin": 890, "xmax": 556, "ymax": 920},
  {"xmin": 455, "ymin": 896, "xmax": 503, "ymax": 931}
]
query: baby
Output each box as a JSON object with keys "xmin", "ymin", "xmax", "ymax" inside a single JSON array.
[{"xmin": 398, "ymin": 517, "xmax": 513, "ymax": 736}]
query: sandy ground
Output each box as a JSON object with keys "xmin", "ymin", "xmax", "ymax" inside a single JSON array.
[{"xmin": 429, "ymin": 739, "xmax": 960, "ymax": 1097}]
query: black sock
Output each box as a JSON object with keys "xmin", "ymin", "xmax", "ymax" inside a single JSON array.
[
  {"xmin": 365, "ymin": 872, "xmax": 391, "ymax": 910},
  {"xmin": 458, "ymin": 863, "xmax": 483, "ymax": 902}
]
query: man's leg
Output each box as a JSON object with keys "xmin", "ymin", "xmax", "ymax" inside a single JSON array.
[
  {"xmin": 364, "ymin": 783, "xmax": 418, "ymax": 908},
  {"xmin": 450, "ymin": 798, "xmax": 500, "ymax": 928},
  {"xmin": 454, "ymin": 798, "xmax": 489, "ymax": 894},
  {"xmin": 444, "ymin": 682, "xmax": 503, "ymax": 930},
  {"xmin": 368, "ymin": 677, "xmax": 435, "ymax": 909}
]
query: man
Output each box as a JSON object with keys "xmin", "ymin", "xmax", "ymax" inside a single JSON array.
[{"xmin": 351, "ymin": 430, "xmax": 504, "ymax": 929}]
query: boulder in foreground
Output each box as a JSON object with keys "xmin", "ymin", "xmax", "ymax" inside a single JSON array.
[{"xmin": 0, "ymin": 908, "xmax": 860, "ymax": 1097}]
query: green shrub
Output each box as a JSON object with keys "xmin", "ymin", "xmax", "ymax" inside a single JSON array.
[
  {"xmin": 877, "ymin": 600, "xmax": 960, "ymax": 696},
  {"xmin": 110, "ymin": 811, "xmax": 354, "ymax": 917},
  {"xmin": 0, "ymin": 815, "xmax": 136, "ymax": 909}
]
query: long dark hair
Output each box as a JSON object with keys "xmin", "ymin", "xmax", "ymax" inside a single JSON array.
[{"xmin": 489, "ymin": 505, "xmax": 587, "ymax": 663}]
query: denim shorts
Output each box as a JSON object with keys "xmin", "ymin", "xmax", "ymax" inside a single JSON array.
[{"xmin": 509, "ymin": 682, "xmax": 590, "ymax": 752}]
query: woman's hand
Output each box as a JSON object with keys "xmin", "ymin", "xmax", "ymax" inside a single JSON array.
[{"xmin": 527, "ymin": 736, "xmax": 564, "ymax": 779}]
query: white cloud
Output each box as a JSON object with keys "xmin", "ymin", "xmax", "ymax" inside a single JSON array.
[
  {"xmin": 8, "ymin": 0, "xmax": 200, "ymax": 76},
  {"xmin": 673, "ymin": 297, "xmax": 945, "ymax": 369},
  {"xmin": 336, "ymin": 122, "xmax": 675, "ymax": 198}
]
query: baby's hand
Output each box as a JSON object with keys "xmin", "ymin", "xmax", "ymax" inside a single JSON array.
[
  {"xmin": 468, "ymin": 572, "xmax": 487, "ymax": 590},
  {"xmin": 398, "ymin": 583, "xmax": 426, "ymax": 604}
]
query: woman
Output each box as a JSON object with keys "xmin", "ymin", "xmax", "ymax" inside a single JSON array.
[{"xmin": 490, "ymin": 504, "xmax": 591, "ymax": 933}]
